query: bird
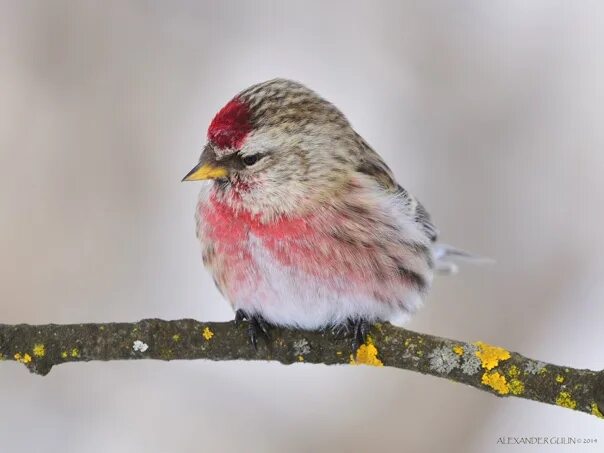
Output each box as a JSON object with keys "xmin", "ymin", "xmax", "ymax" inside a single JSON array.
[{"xmin": 183, "ymin": 78, "xmax": 473, "ymax": 348}]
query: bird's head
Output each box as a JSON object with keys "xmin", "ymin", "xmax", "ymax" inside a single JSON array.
[{"xmin": 183, "ymin": 79, "xmax": 362, "ymax": 220}]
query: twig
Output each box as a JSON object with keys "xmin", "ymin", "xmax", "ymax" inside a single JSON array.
[{"xmin": 0, "ymin": 319, "xmax": 602, "ymax": 419}]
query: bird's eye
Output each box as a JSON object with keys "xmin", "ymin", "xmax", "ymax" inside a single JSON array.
[{"xmin": 242, "ymin": 154, "xmax": 261, "ymax": 166}]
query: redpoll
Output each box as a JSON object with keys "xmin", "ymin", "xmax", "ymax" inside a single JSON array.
[{"xmin": 183, "ymin": 78, "xmax": 471, "ymax": 347}]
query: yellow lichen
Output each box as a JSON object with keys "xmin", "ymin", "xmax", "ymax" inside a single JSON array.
[
  {"xmin": 481, "ymin": 371, "xmax": 509, "ymax": 394},
  {"xmin": 508, "ymin": 378, "xmax": 525, "ymax": 395},
  {"xmin": 297, "ymin": 355, "xmax": 304, "ymax": 362},
  {"xmin": 61, "ymin": 351, "xmax": 68, "ymax": 359},
  {"xmin": 14, "ymin": 353, "xmax": 32, "ymax": 364},
  {"xmin": 159, "ymin": 348, "xmax": 173, "ymax": 360},
  {"xmin": 591, "ymin": 403, "xmax": 603, "ymax": 419},
  {"xmin": 202, "ymin": 327, "xmax": 214, "ymax": 341},
  {"xmin": 555, "ymin": 375, "xmax": 565, "ymax": 384},
  {"xmin": 474, "ymin": 341, "xmax": 511, "ymax": 370},
  {"xmin": 452, "ymin": 345, "xmax": 464, "ymax": 356},
  {"xmin": 32, "ymin": 344, "xmax": 45, "ymax": 357},
  {"xmin": 555, "ymin": 391, "xmax": 577, "ymax": 409},
  {"xmin": 71, "ymin": 348, "xmax": 80, "ymax": 358},
  {"xmin": 404, "ymin": 338, "xmax": 412, "ymax": 347},
  {"xmin": 508, "ymin": 365, "xmax": 520, "ymax": 378},
  {"xmin": 172, "ymin": 334, "xmax": 181, "ymax": 342},
  {"xmin": 336, "ymin": 351, "xmax": 342, "ymax": 356},
  {"xmin": 350, "ymin": 337, "xmax": 383, "ymax": 367}
]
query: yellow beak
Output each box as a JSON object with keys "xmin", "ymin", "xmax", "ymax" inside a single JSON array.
[{"xmin": 182, "ymin": 163, "xmax": 228, "ymax": 181}]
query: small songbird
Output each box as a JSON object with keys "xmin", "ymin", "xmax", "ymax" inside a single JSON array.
[{"xmin": 183, "ymin": 78, "xmax": 470, "ymax": 347}]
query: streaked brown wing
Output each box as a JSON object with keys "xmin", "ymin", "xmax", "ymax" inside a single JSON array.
[{"xmin": 356, "ymin": 138, "xmax": 439, "ymax": 242}]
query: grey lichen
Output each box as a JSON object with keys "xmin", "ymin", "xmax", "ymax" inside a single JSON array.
[
  {"xmin": 132, "ymin": 340, "xmax": 149, "ymax": 352},
  {"xmin": 460, "ymin": 343, "xmax": 481, "ymax": 375},
  {"xmin": 428, "ymin": 346, "xmax": 460, "ymax": 374},
  {"xmin": 401, "ymin": 350, "xmax": 421, "ymax": 363},
  {"xmin": 524, "ymin": 360, "xmax": 547, "ymax": 375},
  {"xmin": 293, "ymin": 338, "xmax": 311, "ymax": 356}
]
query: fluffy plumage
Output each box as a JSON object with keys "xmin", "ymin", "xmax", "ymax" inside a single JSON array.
[{"xmin": 187, "ymin": 78, "xmax": 458, "ymax": 330}]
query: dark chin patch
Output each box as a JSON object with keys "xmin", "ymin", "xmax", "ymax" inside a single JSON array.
[{"xmin": 208, "ymin": 97, "xmax": 252, "ymax": 150}]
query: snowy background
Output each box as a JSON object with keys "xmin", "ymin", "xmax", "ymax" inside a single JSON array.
[{"xmin": 1, "ymin": 1, "xmax": 603, "ymax": 452}]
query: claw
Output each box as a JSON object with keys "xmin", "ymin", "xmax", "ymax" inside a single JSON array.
[
  {"xmin": 236, "ymin": 312, "xmax": 272, "ymax": 350},
  {"xmin": 351, "ymin": 319, "xmax": 372, "ymax": 352},
  {"xmin": 356, "ymin": 319, "xmax": 371, "ymax": 345},
  {"xmin": 255, "ymin": 317, "xmax": 272, "ymax": 340},
  {"xmin": 248, "ymin": 321, "xmax": 259, "ymax": 349}
]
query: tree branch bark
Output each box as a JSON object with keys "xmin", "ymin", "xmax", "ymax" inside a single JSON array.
[{"xmin": 0, "ymin": 319, "xmax": 602, "ymax": 419}]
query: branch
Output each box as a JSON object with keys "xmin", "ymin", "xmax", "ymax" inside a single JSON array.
[{"xmin": 1, "ymin": 319, "xmax": 602, "ymax": 419}]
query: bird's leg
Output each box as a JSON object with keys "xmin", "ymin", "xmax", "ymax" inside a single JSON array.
[
  {"xmin": 234, "ymin": 310, "xmax": 272, "ymax": 349},
  {"xmin": 234, "ymin": 309, "xmax": 248, "ymax": 326}
]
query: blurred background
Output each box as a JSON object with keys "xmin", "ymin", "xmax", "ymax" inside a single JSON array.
[{"xmin": 1, "ymin": 1, "xmax": 603, "ymax": 451}]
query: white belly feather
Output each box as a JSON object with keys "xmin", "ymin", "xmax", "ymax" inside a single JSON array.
[{"xmin": 234, "ymin": 233, "xmax": 422, "ymax": 330}]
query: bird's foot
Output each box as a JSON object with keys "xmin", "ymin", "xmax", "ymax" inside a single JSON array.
[
  {"xmin": 234, "ymin": 309, "xmax": 272, "ymax": 350},
  {"xmin": 331, "ymin": 318, "xmax": 373, "ymax": 351}
]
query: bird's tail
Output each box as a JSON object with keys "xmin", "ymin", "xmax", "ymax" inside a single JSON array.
[{"xmin": 431, "ymin": 243, "xmax": 493, "ymax": 275}]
